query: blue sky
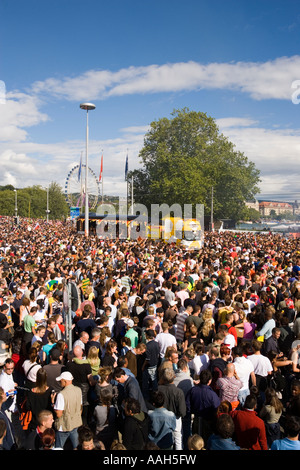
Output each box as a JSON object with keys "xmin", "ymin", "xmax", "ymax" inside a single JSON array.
[{"xmin": 1, "ymin": 0, "xmax": 300, "ymax": 204}]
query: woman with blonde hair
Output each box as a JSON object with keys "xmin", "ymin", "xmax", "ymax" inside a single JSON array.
[
  {"xmin": 187, "ymin": 433, "xmax": 205, "ymax": 450},
  {"xmin": 199, "ymin": 308, "xmax": 215, "ymax": 346},
  {"xmin": 87, "ymin": 345, "xmax": 101, "ymax": 376},
  {"xmin": 85, "ymin": 285, "xmax": 95, "ymax": 302}
]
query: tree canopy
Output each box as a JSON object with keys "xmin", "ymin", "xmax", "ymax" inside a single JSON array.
[
  {"xmin": 0, "ymin": 182, "xmax": 69, "ymax": 219},
  {"xmin": 130, "ymin": 108, "xmax": 261, "ymax": 221}
]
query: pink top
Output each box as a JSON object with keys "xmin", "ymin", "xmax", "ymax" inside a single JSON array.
[{"xmin": 243, "ymin": 322, "xmax": 257, "ymax": 340}]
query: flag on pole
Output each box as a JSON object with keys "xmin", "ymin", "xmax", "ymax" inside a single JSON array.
[
  {"xmin": 99, "ymin": 154, "xmax": 103, "ymax": 182},
  {"xmin": 78, "ymin": 152, "xmax": 82, "ymax": 182},
  {"xmin": 125, "ymin": 153, "xmax": 128, "ymax": 181}
]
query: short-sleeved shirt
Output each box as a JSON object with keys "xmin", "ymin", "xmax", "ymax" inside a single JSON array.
[
  {"xmin": 271, "ymin": 437, "xmax": 300, "ymax": 450},
  {"xmin": 247, "ymin": 353, "xmax": 273, "ymax": 377},
  {"xmin": 125, "ymin": 328, "xmax": 139, "ymax": 349},
  {"xmin": 23, "ymin": 314, "xmax": 35, "ymax": 333},
  {"xmin": 233, "ymin": 356, "xmax": 254, "ymax": 391},
  {"xmin": 43, "ymin": 363, "xmax": 63, "ymax": 392}
]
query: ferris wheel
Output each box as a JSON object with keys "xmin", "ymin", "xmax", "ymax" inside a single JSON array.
[{"xmin": 64, "ymin": 163, "xmax": 101, "ymax": 211}]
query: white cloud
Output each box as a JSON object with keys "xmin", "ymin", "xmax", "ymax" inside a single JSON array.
[
  {"xmin": 30, "ymin": 56, "xmax": 300, "ymax": 102},
  {"xmin": 217, "ymin": 120, "xmax": 300, "ymax": 201},
  {"xmin": 0, "ymin": 92, "xmax": 49, "ymax": 142},
  {"xmin": 0, "ymin": 128, "xmax": 144, "ymax": 196},
  {"xmin": 216, "ymin": 117, "xmax": 258, "ymax": 128},
  {"xmin": 119, "ymin": 125, "xmax": 150, "ymax": 135},
  {"xmin": 2, "ymin": 57, "xmax": 300, "ymax": 201}
]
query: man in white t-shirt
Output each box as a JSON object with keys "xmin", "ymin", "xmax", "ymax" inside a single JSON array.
[
  {"xmin": 247, "ymin": 339, "xmax": 273, "ymax": 390},
  {"xmin": 155, "ymin": 322, "xmax": 177, "ymax": 358},
  {"xmin": 232, "ymin": 345, "xmax": 256, "ymax": 406},
  {"xmin": 219, "ymin": 324, "xmax": 235, "ymax": 350},
  {"xmin": 223, "ymin": 332, "xmax": 236, "ymax": 350},
  {"xmin": 0, "ymin": 359, "xmax": 18, "ymax": 413}
]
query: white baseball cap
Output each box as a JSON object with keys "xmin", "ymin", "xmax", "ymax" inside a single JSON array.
[{"xmin": 56, "ymin": 371, "xmax": 74, "ymax": 381}]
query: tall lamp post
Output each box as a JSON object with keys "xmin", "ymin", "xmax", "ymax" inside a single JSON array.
[
  {"xmin": 80, "ymin": 102, "xmax": 96, "ymax": 237},
  {"xmin": 14, "ymin": 189, "xmax": 18, "ymax": 219},
  {"xmin": 46, "ymin": 185, "xmax": 50, "ymax": 222}
]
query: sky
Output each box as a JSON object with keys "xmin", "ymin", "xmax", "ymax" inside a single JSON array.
[{"xmin": 1, "ymin": 0, "xmax": 300, "ymax": 206}]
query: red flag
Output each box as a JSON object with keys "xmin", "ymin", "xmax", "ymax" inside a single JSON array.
[{"xmin": 99, "ymin": 154, "xmax": 103, "ymax": 182}]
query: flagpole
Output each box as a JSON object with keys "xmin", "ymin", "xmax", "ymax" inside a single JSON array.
[
  {"xmin": 125, "ymin": 151, "xmax": 129, "ymax": 216},
  {"xmin": 131, "ymin": 175, "xmax": 134, "ymax": 215},
  {"xmin": 80, "ymin": 151, "xmax": 83, "ymax": 212},
  {"xmin": 102, "ymin": 152, "xmax": 104, "ymax": 204},
  {"xmin": 126, "ymin": 175, "xmax": 128, "ymax": 217},
  {"xmin": 80, "ymin": 103, "xmax": 96, "ymax": 238}
]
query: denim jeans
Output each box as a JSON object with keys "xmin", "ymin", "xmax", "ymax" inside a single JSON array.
[
  {"xmin": 55, "ymin": 427, "xmax": 79, "ymax": 449},
  {"xmin": 238, "ymin": 388, "xmax": 250, "ymax": 407}
]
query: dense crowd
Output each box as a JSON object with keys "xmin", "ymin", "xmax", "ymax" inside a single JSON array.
[{"xmin": 0, "ymin": 215, "xmax": 300, "ymax": 451}]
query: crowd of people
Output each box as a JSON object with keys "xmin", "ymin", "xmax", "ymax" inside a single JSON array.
[{"xmin": 0, "ymin": 215, "xmax": 300, "ymax": 451}]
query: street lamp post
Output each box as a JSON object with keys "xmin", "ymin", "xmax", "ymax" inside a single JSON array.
[
  {"xmin": 46, "ymin": 185, "xmax": 50, "ymax": 222},
  {"xmin": 14, "ymin": 189, "xmax": 17, "ymax": 218},
  {"xmin": 80, "ymin": 102, "xmax": 96, "ymax": 237}
]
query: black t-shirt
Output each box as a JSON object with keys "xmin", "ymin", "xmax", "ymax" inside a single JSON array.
[
  {"xmin": 102, "ymin": 353, "xmax": 116, "ymax": 368},
  {"xmin": 145, "ymin": 339, "xmax": 160, "ymax": 367},
  {"xmin": 65, "ymin": 361, "xmax": 92, "ymax": 388}
]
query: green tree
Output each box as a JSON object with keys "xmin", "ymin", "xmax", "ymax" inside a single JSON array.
[
  {"xmin": 244, "ymin": 207, "xmax": 261, "ymax": 221},
  {"xmin": 131, "ymin": 108, "xmax": 261, "ymax": 221},
  {"xmin": 48, "ymin": 181, "xmax": 69, "ymax": 220},
  {"xmin": 0, "ymin": 183, "xmax": 69, "ymax": 219}
]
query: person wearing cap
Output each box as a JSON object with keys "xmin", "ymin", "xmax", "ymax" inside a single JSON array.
[
  {"xmin": 164, "ymin": 299, "xmax": 178, "ymax": 324},
  {"xmin": 124, "ymin": 318, "xmax": 138, "ymax": 349},
  {"xmin": 53, "ymin": 370, "xmax": 82, "ymax": 449}
]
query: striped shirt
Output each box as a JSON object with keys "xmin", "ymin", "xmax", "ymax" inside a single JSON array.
[{"xmin": 175, "ymin": 312, "xmax": 189, "ymax": 342}]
